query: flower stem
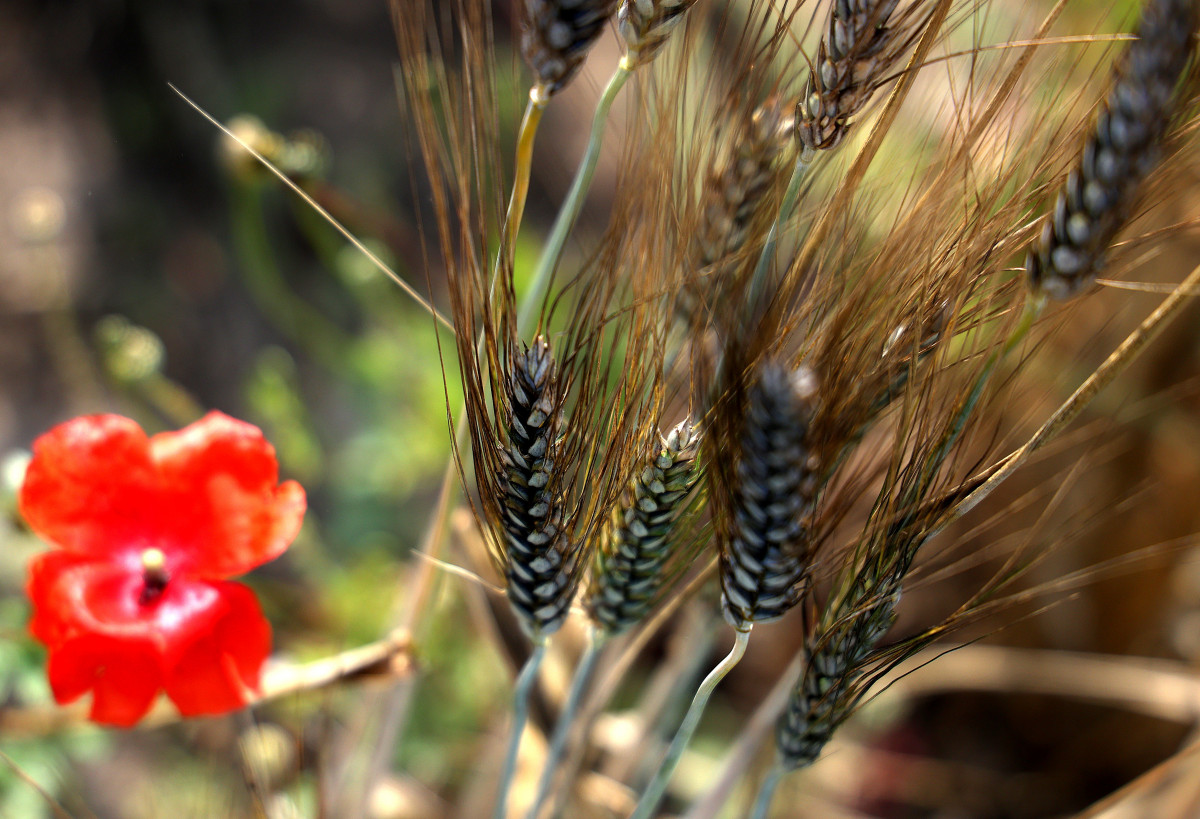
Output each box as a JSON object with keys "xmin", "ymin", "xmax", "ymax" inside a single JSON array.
[
  {"xmin": 629, "ymin": 627, "xmax": 752, "ymax": 819},
  {"xmin": 746, "ymin": 762, "xmax": 786, "ymax": 819},
  {"xmin": 520, "ymin": 62, "xmax": 633, "ymax": 328},
  {"xmin": 494, "ymin": 640, "xmax": 549, "ymax": 819},
  {"xmin": 524, "ymin": 628, "xmax": 607, "ymax": 819}
]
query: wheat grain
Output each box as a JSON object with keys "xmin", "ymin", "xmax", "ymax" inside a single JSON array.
[{"xmin": 1027, "ymin": 0, "xmax": 1198, "ymax": 299}]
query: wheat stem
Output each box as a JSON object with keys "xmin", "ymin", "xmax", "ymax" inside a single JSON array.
[
  {"xmin": 494, "ymin": 640, "xmax": 549, "ymax": 819},
  {"xmin": 747, "ymin": 762, "xmax": 787, "ymax": 819},
  {"xmin": 500, "ymin": 91, "xmax": 549, "ymax": 287},
  {"xmin": 746, "ymin": 148, "xmax": 813, "ymax": 313},
  {"xmin": 524, "ymin": 63, "xmax": 633, "ymax": 320},
  {"xmin": 629, "ymin": 627, "xmax": 753, "ymax": 819},
  {"xmin": 682, "ymin": 654, "xmax": 802, "ymax": 819},
  {"xmin": 525, "ymin": 628, "xmax": 608, "ymax": 819}
]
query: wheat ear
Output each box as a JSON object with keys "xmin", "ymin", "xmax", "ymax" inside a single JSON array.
[
  {"xmin": 696, "ymin": 100, "xmax": 793, "ymax": 270},
  {"xmin": 720, "ymin": 361, "xmax": 820, "ymax": 629},
  {"xmin": 778, "ymin": 589, "xmax": 899, "ymax": 766},
  {"xmin": 522, "ymin": 0, "xmax": 620, "ymax": 97},
  {"xmin": 491, "ymin": 337, "xmax": 572, "ymax": 819},
  {"xmin": 587, "ymin": 420, "xmax": 703, "ymax": 635},
  {"xmin": 748, "ymin": 0, "xmax": 933, "ymax": 312},
  {"xmin": 743, "ymin": 591, "xmax": 898, "ymax": 819},
  {"xmin": 1027, "ymin": 0, "xmax": 1198, "ymax": 300},
  {"xmin": 680, "ymin": 99, "xmax": 793, "ymax": 327},
  {"xmin": 521, "ymin": 422, "xmax": 700, "ymax": 819},
  {"xmin": 625, "ymin": 362, "xmax": 820, "ymax": 819},
  {"xmin": 795, "ymin": 0, "xmax": 906, "ymax": 153},
  {"xmin": 620, "ymin": 0, "xmax": 699, "ymax": 68},
  {"xmin": 500, "ymin": 337, "xmax": 574, "ymax": 639}
]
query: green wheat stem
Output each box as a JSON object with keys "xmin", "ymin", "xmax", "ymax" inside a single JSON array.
[
  {"xmin": 629, "ymin": 627, "xmax": 753, "ymax": 819},
  {"xmin": 524, "ymin": 628, "xmax": 608, "ymax": 819},
  {"xmin": 494, "ymin": 639, "xmax": 549, "ymax": 819},
  {"xmin": 747, "ymin": 762, "xmax": 786, "ymax": 819},
  {"xmin": 745, "ymin": 148, "xmax": 813, "ymax": 312},
  {"xmin": 520, "ymin": 62, "xmax": 633, "ymax": 328}
]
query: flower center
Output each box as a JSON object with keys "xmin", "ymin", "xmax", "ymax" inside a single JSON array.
[{"xmin": 138, "ymin": 548, "xmax": 170, "ymax": 606}]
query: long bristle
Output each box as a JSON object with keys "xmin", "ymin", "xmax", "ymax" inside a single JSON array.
[{"xmin": 1026, "ymin": 0, "xmax": 1198, "ymax": 299}]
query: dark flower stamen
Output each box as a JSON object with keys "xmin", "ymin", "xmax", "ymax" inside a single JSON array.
[{"xmin": 139, "ymin": 548, "xmax": 170, "ymax": 605}]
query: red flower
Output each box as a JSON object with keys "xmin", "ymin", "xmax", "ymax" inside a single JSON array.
[{"xmin": 19, "ymin": 412, "xmax": 306, "ymax": 727}]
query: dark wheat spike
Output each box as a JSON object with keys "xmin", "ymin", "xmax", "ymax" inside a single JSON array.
[
  {"xmin": 619, "ymin": 0, "xmax": 698, "ymax": 68},
  {"xmin": 775, "ymin": 591, "xmax": 899, "ymax": 769},
  {"xmin": 794, "ymin": 0, "xmax": 903, "ymax": 152},
  {"xmin": 586, "ymin": 420, "xmax": 702, "ymax": 635},
  {"xmin": 1026, "ymin": 0, "xmax": 1197, "ymax": 300},
  {"xmin": 697, "ymin": 99, "xmax": 793, "ymax": 268},
  {"xmin": 500, "ymin": 337, "xmax": 573, "ymax": 638},
  {"xmin": 720, "ymin": 361, "xmax": 820, "ymax": 629},
  {"xmin": 522, "ymin": 0, "xmax": 620, "ymax": 97}
]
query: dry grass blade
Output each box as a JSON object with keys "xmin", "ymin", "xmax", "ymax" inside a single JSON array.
[
  {"xmin": 169, "ymin": 85, "xmax": 453, "ymax": 333},
  {"xmin": 0, "ymin": 750, "xmax": 74, "ymax": 819}
]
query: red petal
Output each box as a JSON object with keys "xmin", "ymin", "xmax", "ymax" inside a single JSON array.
[
  {"xmin": 29, "ymin": 555, "xmax": 274, "ymax": 725},
  {"xmin": 149, "ymin": 412, "xmax": 306, "ymax": 577},
  {"xmin": 18, "ymin": 416, "xmax": 158, "ymax": 560},
  {"xmin": 27, "ymin": 551, "xmax": 93, "ymax": 648},
  {"xmin": 28, "ymin": 556, "xmax": 159, "ymax": 649},
  {"xmin": 164, "ymin": 581, "xmax": 271, "ymax": 716},
  {"xmin": 47, "ymin": 635, "xmax": 162, "ymax": 728}
]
